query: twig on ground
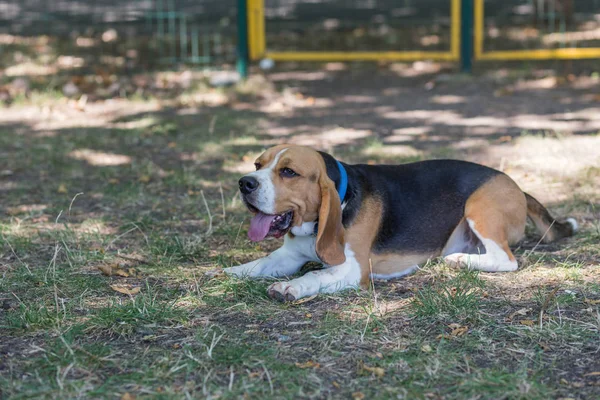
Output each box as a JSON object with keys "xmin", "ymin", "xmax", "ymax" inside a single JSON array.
[
  {"xmin": 523, "ymin": 220, "xmax": 555, "ymax": 261},
  {"xmin": 219, "ymin": 183, "xmax": 226, "ymax": 219},
  {"xmin": 232, "ymin": 219, "xmax": 245, "ymax": 250},
  {"xmin": 209, "ymin": 115, "xmax": 217, "ymax": 135},
  {"xmin": 55, "ymin": 210, "xmax": 63, "ymax": 224},
  {"xmin": 258, "ymin": 361, "xmax": 274, "ymax": 395},
  {"xmin": 200, "ymin": 190, "xmax": 213, "ymax": 236},
  {"xmin": 539, "ymin": 287, "xmax": 560, "ymax": 328},
  {"xmin": 68, "ymin": 192, "xmax": 84, "ymax": 216},
  {"xmin": 368, "ymin": 258, "xmax": 380, "ymax": 314},
  {"xmin": 116, "ymin": 253, "xmax": 149, "ymax": 264},
  {"xmin": 2, "ymin": 235, "xmax": 32, "ymax": 275},
  {"xmin": 228, "ymin": 366, "xmax": 235, "ymax": 391},
  {"xmin": 106, "ymin": 223, "xmax": 149, "ymax": 251}
]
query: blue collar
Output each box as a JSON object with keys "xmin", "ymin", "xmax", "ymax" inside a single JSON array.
[
  {"xmin": 313, "ymin": 159, "xmax": 348, "ymax": 236},
  {"xmin": 335, "ymin": 159, "xmax": 348, "ymax": 203}
]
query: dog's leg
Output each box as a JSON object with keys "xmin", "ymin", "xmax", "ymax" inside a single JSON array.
[
  {"xmin": 225, "ymin": 234, "xmax": 317, "ymax": 278},
  {"xmin": 444, "ymin": 218, "xmax": 519, "ymax": 272},
  {"xmin": 444, "ymin": 175, "xmax": 526, "ymax": 273},
  {"xmin": 267, "ymin": 244, "xmax": 361, "ymax": 302},
  {"xmin": 444, "ymin": 243, "xmax": 517, "ymax": 272}
]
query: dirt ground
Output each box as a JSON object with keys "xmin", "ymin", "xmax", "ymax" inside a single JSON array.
[{"xmin": 1, "ymin": 62, "xmax": 599, "ymax": 399}]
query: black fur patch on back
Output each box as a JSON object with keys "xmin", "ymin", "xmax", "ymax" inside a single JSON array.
[{"xmin": 334, "ymin": 159, "xmax": 501, "ymax": 254}]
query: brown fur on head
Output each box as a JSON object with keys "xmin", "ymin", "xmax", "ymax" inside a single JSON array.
[{"xmin": 251, "ymin": 145, "xmax": 346, "ymax": 265}]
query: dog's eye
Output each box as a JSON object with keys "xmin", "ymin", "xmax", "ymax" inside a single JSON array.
[
  {"xmin": 280, "ymin": 167, "xmax": 298, "ymax": 178},
  {"xmin": 254, "ymin": 163, "xmax": 262, "ymax": 170}
]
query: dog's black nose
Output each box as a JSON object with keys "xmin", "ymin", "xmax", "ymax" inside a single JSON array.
[{"xmin": 239, "ymin": 176, "xmax": 259, "ymax": 194}]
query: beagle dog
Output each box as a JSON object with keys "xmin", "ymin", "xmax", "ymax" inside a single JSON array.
[{"xmin": 225, "ymin": 144, "xmax": 577, "ymax": 302}]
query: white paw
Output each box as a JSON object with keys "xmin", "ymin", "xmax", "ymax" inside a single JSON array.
[
  {"xmin": 267, "ymin": 281, "xmax": 300, "ymax": 302},
  {"xmin": 444, "ymin": 253, "xmax": 467, "ymax": 267},
  {"xmin": 224, "ymin": 265, "xmax": 251, "ymax": 278}
]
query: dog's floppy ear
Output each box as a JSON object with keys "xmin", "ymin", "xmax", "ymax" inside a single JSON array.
[{"xmin": 315, "ymin": 176, "xmax": 346, "ymax": 265}]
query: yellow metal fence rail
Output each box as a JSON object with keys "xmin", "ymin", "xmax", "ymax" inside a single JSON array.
[
  {"xmin": 248, "ymin": 0, "xmax": 461, "ymax": 62},
  {"xmin": 246, "ymin": 0, "xmax": 600, "ymax": 65},
  {"xmin": 474, "ymin": 0, "xmax": 600, "ymax": 61}
]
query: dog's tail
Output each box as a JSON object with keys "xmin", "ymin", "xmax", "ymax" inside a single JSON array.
[{"xmin": 524, "ymin": 193, "xmax": 577, "ymax": 243}]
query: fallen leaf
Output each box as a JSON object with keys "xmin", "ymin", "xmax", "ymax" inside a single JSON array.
[
  {"xmin": 90, "ymin": 245, "xmax": 105, "ymax": 254},
  {"xmin": 293, "ymin": 294, "xmax": 318, "ymax": 305},
  {"xmin": 448, "ymin": 323, "xmax": 461, "ymax": 329},
  {"xmin": 584, "ymin": 372, "xmax": 600, "ymax": 376},
  {"xmin": 332, "ymin": 381, "xmax": 340, "ymax": 388},
  {"xmin": 57, "ymin": 184, "xmax": 68, "ymax": 194},
  {"xmin": 113, "ymin": 268, "xmax": 130, "ymax": 277},
  {"xmin": 98, "ymin": 265, "xmax": 113, "ymax": 276},
  {"xmin": 138, "ymin": 175, "xmax": 151, "ymax": 183},
  {"xmin": 295, "ymin": 360, "xmax": 320, "ymax": 369},
  {"xmin": 121, "ymin": 393, "xmax": 136, "ymax": 400},
  {"xmin": 352, "ymin": 392, "xmax": 365, "ymax": 400},
  {"xmin": 363, "ymin": 365, "xmax": 385, "ymax": 378},
  {"xmin": 110, "ymin": 285, "xmax": 141, "ymax": 295},
  {"xmin": 168, "ymin": 142, "xmax": 177, "ymax": 148},
  {"xmin": 450, "ymin": 325, "xmax": 469, "ymax": 337},
  {"xmin": 520, "ymin": 319, "xmax": 535, "ymax": 326},
  {"xmin": 98, "ymin": 264, "xmax": 135, "ymax": 277},
  {"xmin": 305, "ymin": 313, "xmax": 312, "ymax": 318},
  {"xmin": 496, "ymin": 135, "xmax": 513, "ymax": 143},
  {"xmin": 585, "ymin": 299, "xmax": 600, "ymax": 305},
  {"xmin": 108, "ymin": 178, "xmax": 119, "ymax": 184},
  {"xmin": 421, "ymin": 344, "xmax": 433, "ymax": 353},
  {"xmin": 507, "ymin": 307, "xmax": 531, "ymax": 321}
]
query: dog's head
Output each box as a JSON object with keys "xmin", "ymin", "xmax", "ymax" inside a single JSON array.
[{"xmin": 238, "ymin": 145, "xmax": 346, "ymax": 265}]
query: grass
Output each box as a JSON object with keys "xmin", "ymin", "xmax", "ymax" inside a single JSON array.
[
  {"xmin": 1, "ymin": 68, "xmax": 600, "ymax": 400},
  {"xmin": 410, "ymin": 268, "xmax": 486, "ymax": 323}
]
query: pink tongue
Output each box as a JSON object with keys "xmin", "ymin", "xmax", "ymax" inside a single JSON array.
[{"xmin": 248, "ymin": 212, "xmax": 277, "ymax": 242}]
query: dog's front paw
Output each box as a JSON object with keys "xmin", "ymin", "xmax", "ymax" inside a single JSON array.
[
  {"xmin": 224, "ymin": 265, "xmax": 249, "ymax": 278},
  {"xmin": 268, "ymin": 282, "xmax": 300, "ymax": 302}
]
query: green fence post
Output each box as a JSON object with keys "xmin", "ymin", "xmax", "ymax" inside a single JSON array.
[
  {"xmin": 460, "ymin": 0, "xmax": 473, "ymax": 73},
  {"xmin": 237, "ymin": 0, "xmax": 249, "ymax": 79}
]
